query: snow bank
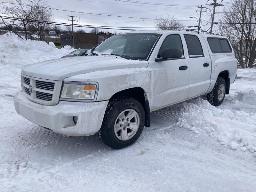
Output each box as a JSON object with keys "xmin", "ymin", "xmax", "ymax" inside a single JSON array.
[
  {"xmin": 0, "ymin": 33, "xmax": 71, "ymax": 66},
  {"xmin": 176, "ymin": 97, "xmax": 256, "ymax": 152}
]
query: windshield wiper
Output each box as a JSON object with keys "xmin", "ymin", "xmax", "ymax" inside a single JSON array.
[
  {"xmin": 110, "ymin": 53, "xmax": 132, "ymax": 60},
  {"xmin": 118, "ymin": 55, "xmax": 142, "ymax": 60},
  {"xmin": 100, "ymin": 53, "xmax": 123, "ymax": 58},
  {"xmin": 90, "ymin": 48, "xmax": 98, "ymax": 56},
  {"xmin": 110, "ymin": 53, "xmax": 122, "ymax": 57}
]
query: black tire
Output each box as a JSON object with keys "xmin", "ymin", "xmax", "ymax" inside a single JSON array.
[
  {"xmin": 207, "ymin": 77, "xmax": 226, "ymax": 106},
  {"xmin": 100, "ymin": 98, "xmax": 145, "ymax": 149}
]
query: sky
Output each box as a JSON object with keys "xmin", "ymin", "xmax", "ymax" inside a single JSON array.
[{"xmin": 1, "ymin": 0, "xmax": 232, "ymax": 32}]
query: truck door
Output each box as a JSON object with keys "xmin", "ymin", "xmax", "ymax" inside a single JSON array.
[
  {"xmin": 183, "ymin": 34, "xmax": 212, "ymax": 98},
  {"xmin": 150, "ymin": 34, "xmax": 190, "ymax": 110}
]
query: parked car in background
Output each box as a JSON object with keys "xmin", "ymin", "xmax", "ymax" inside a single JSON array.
[
  {"xmin": 62, "ymin": 49, "xmax": 89, "ymax": 58},
  {"xmin": 14, "ymin": 31, "xmax": 237, "ymax": 149}
]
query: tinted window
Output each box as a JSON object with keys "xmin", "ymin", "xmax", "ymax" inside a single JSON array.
[
  {"xmin": 158, "ymin": 34, "xmax": 184, "ymax": 59},
  {"xmin": 220, "ymin": 39, "xmax": 232, "ymax": 53},
  {"xmin": 207, "ymin": 38, "xmax": 221, "ymax": 53},
  {"xmin": 184, "ymin": 34, "xmax": 204, "ymax": 57},
  {"xmin": 207, "ymin": 37, "xmax": 232, "ymax": 53}
]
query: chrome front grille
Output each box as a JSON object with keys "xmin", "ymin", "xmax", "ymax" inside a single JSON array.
[
  {"xmin": 23, "ymin": 77, "xmax": 30, "ymax": 85},
  {"xmin": 35, "ymin": 80, "xmax": 55, "ymax": 91},
  {"xmin": 24, "ymin": 86, "xmax": 31, "ymax": 95},
  {"xmin": 36, "ymin": 91, "xmax": 53, "ymax": 101},
  {"xmin": 21, "ymin": 75, "xmax": 62, "ymax": 105}
]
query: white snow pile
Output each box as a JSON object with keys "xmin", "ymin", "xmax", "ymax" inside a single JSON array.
[
  {"xmin": 176, "ymin": 90, "xmax": 256, "ymax": 152},
  {"xmin": 0, "ymin": 32, "xmax": 71, "ymax": 66}
]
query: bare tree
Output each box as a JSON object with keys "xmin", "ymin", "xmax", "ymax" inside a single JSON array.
[
  {"xmin": 219, "ymin": 0, "xmax": 255, "ymax": 68},
  {"xmin": 3, "ymin": 0, "xmax": 52, "ymax": 40},
  {"xmin": 53, "ymin": 25, "xmax": 61, "ymax": 36},
  {"xmin": 156, "ymin": 17, "xmax": 184, "ymax": 31},
  {"xmin": 30, "ymin": 2, "xmax": 52, "ymax": 40}
]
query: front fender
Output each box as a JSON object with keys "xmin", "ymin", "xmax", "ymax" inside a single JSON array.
[{"xmin": 65, "ymin": 68, "xmax": 151, "ymax": 101}]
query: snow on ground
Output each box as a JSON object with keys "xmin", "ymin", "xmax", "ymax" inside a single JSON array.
[{"xmin": 0, "ymin": 34, "xmax": 256, "ymax": 192}]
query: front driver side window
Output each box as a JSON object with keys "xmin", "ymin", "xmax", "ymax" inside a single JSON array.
[{"xmin": 158, "ymin": 34, "xmax": 184, "ymax": 59}]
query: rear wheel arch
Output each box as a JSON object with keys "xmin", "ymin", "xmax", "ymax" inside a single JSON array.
[
  {"xmin": 218, "ymin": 70, "xmax": 230, "ymax": 94},
  {"xmin": 207, "ymin": 76, "xmax": 226, "ymax": 106}
]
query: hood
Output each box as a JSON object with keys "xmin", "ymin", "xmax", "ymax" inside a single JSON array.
[{"xmin": 22, "ymin": 56, "xmax": 148, "ymax": 80}]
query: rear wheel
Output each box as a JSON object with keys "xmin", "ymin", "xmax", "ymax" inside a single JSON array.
[
  {"xmin": 207, "ymin": 77, "xmax": 226, "ymax": 106},
  {"xmin": 100, "ymin": 98, "xmax": 145, "ymax": 149}
]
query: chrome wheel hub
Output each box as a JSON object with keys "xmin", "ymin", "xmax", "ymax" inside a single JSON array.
[{"xmin": 114, "ymin": 109, "xmax": 140, "ymax": 141}]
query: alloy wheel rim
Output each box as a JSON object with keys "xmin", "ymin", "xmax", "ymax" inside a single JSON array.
[{"xmin": 114, "ymin": 109, "xmax": 140, "ymax": 141}]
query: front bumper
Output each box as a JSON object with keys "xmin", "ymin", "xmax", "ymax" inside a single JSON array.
[{"xmin": 14, "ymin": 92, "xmax": 108, "ymax": 136}]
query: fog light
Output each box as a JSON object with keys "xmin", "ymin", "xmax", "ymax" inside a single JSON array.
[{"xmin": 73, "ymin": 116, "xmax": 78, "ymax": 124}]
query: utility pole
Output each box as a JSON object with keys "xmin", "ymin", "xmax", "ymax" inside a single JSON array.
[
  {"xmin": 69, "ymin": 16, "xmax": 75, "ymax": 48},
  {"xmin": 209, "ymin": 0, "xmax": 224, "ymax": 34},
  {"xmin": 197, "ymin": 5, "xmax": 207, "ymax": 33}
]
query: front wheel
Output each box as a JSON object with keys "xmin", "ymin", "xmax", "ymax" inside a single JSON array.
[
  {"xmin": 100, "ymin": 98, "xmax": 145, "ymax": 149},
  {"xmin": 207, "ymin": 77, "xmax": 226, "ymax": 106}
]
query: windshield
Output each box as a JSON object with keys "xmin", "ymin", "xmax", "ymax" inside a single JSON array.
[{"xmin": 94, "ymin": 33, "xmax": 161, "ymax": 60}]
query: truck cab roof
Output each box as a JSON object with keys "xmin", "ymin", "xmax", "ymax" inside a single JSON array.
[{"xmin": 126, "ymin": 30, "xmax": 228, "ymax": 39}]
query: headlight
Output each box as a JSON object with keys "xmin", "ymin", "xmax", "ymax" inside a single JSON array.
[{"xmin": 61, "ymin": 82, "xmax": 98, "ymax": 100}]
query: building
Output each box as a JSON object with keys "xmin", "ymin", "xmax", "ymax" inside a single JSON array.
[{"xmin": 61, "ymin": 32, "xmax": 112, "ymax": 49}]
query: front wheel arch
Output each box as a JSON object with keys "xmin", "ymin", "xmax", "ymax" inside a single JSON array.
[{"xmin": 108, "ymin": 87, "xmax": 150, "ymax": 127}]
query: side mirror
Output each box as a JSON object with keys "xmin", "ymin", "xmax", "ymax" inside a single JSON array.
[{"xmin": 155, "ymin": 49, "xmax": 183, "ymax": 62}]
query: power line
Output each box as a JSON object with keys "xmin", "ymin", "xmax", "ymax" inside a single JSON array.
[
  {"xmin": 2, "ymin": 14, "xmax": 254, "ymax": 30},
  {"xmin": 0, "ymin": 14, "xmax": 156, "ymax": 31},
  {"xmin": 1, "ymin": 13, "xmax": 255, "ymax": 37},
  {"xmin": 113, "ymin": 0, "xmax": 178, "ymax": 7},
  {"xmin": 0, "ymin": 0, "xmax": 199, "ymax": 23},
  {"xmin": 0, "ymin": 1, "xmax": 223, "ymax": 31},
  {"xmin": 0, "ymin": 1, "xmax": 153, "ymax": 21},
  {"xmin": 217, "ymin": 22, "xmax": 256, "ymax": 25},
  {"xmin": 47, "ymin": 7, "xmax": 199, "ymax": 23}
]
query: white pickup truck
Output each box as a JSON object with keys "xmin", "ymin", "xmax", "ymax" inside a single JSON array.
[{"xmin": 14, "ymin": 31, "xmax": 237, "ymax": 149}]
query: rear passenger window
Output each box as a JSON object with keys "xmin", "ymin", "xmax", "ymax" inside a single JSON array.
[
  {"xmin": 220, "ymin": 39, "xmax": 232, "ymax": 53},
  {"xmin": 207, "ymin": 37, "xmax": 232, "ymax": 53},
  {"xmin": 207, "ymin": 38, "xmax": 221, "ymax": 53},
  {"xmin": 184, "ymin": 34, "xmax": 204, "ymax": 58}
]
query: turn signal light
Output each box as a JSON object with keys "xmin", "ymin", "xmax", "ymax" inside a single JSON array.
[{"xmin": 83, "ymin": 84, "xmax": 97, "ymax": 91}]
